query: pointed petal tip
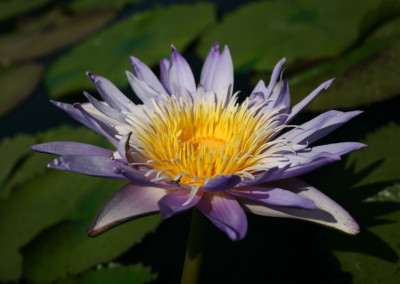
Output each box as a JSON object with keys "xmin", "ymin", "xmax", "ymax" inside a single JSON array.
[
  {"xmin": 212, "ymin": 42, "xmax": 219, "ymax": 49},
  {"xmin": 324, "ymin": 78, "xmax": 335, "ymax": 89}
]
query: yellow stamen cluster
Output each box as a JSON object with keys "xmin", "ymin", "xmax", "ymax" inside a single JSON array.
[{"xmin": 128, "ymin": 92, "xmax": 285, "ymax": 187}]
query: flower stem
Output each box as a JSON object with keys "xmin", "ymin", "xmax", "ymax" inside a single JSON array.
[{"xmin": 181, "ymin": 208, "xmax": 209, "ymax": 284}]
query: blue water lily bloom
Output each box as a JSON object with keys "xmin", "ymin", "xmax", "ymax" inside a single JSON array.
[{"xmin": 32, "ymin": 43, "xmax": 365, "ymax": 241}]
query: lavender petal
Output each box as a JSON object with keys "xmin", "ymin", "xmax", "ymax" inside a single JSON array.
[
  {"xmin": 87, "ymin": 184, "xmax": 167, "ymax": 236},
  {"xmin": 158, "ymin": 188, "xmax": 203, "ymax": 219},
  {"xmin": 130, "ymin": 56, "xmax": 166, "ymax": 93},
  {"xmin": 202, "ymin": 174, "xmax": 241, "ymax": 192},
  {"xmin": 241, "ymin": 178, "xmax": 360, "ymax": 235},
  {"xmin": 31, "ymin": 142, "xmax": 112, "ymax": 157},
  {"xmin": 197, "ymin": 192, "xmax": 247, "ymax": 241}
]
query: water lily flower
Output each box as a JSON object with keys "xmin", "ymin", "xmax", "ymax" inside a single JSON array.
[{"xmin": 32, "ymin": 43, "xmax": 365, "ymax": 241}]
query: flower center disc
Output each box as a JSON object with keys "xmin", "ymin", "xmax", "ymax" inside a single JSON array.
[{"xmin": 128, "ymin": 92, "xmax": 283, "ymax": 187}]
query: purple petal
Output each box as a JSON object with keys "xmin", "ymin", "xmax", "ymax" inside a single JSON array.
[
  {"xmin": 202, "ymin": 174, "xmax": 241, "ymax": 192},
  {"xmin": 130, "ymin": 56, "xmax": 166, "ymax": 93},
  {"xmin": 159, "ymin": 58, "xmax": 171, "ymax": 94},
  {"xmin": 51, "ymin": 100, "xmax": 94, "ymax": 131},
  {"xmin": 87, "ymin": 73, "xmax": 135, "ymax": 112},
  {"xmin": 87, "ymin": 184, "xmax": 167, "ymax": 236},
  {"xmin": 115, "ymin": 166, "xmax": 175, "ymax": 188},
  {"xmin": 197, "ymin": 192, "xmax": 247, "ymax": 241},
  {"xmin": 73, "ymin": 103, "xmax": 118, "ymax": 145},
  {"xmin": 230, "ymin": 186, "xmax": 317, "ymax": 209},
  {"xmin": 48, "ymin": 155, "xmax": 127, "ymax": 179},
  {"xmin": 240, "ymin": 178, "xmax": 360, "ymax": 235},
  {"xmin": 266, "ymin": 58, "xmax": 286, "ymax": 94},
  {"xmin": 117, "ymin": 133, "xmax": 132, "ymax": 163},
  {"xmin": 200, "ymin": 42, "xmax": 220, "ymax": 91},
  {"xmin": 282, "ymin": 110, "xmax": 362, "ymax": 144},
  {"xmin": 267, "ymin": 155, "xmax": 341, "ymax": 181},
  {"xmin": 309, "ymin": 142, "xmax": 367, "ymax": 156},
  {"xmin": 126, "ymin": 70, "xmax": 161, "ymax": 106},
  {"xmin": 210, "ymin": 45, "xmax": 234, "ymax": 97},
  {"xmin": 158, "ymin": 188, "xmax": 203, "ymax": 218},
  {"xmin": 168, "ymin": 45, "xmax": 196, "ymax": 95},
  {"xmin": 287, "ymin": 78, "xmax": 335, "ymax": 123},
  {"xmin": 250, "ymin": 80, "xmax": 268, "ymax": 100},
  {"xmin": 83, "ymin": 91, "xmax": 126, "ymax": 123},
  {"xmin": 31, "ymin": 142, "xmax": 112, "ymax": 157}
]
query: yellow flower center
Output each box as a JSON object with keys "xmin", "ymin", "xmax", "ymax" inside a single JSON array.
[{"xmin": 128, "ymin": 92, "xmax": 286, "ymax": 187}]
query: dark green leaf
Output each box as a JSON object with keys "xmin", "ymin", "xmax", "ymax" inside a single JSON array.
[
  {"xmin": 55, "ymin": 263, "xmax": 156, "ymax": 284},
  {"xmin": 0, "ymin": 9, "xmax": 115, "ymax": 65},
  {"xmin": 0, "ymin": 64, "xmax": 44, "ymax": 118},
  {"xmin": 197, "ymin": 0, "xmax": 380, "ymax": 72},
  {"xmin": 67, "ymin": 0, "xmax": 142, "ymax": 13},
  {"xmin": 0, "ymin": 134, "xmax": 35, "ymax": 198},
  {"xmin": 45, "ymin": 2, "xmax": 216, "ymax": 98},
  {"xmin": 0, "ymin": 0, "xmax": 54, "ymax": 22}
]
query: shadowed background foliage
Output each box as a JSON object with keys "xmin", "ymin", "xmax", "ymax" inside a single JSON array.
[{"xmin": 0, "ymin": 0, "xmax": 399, "ymax": 283}]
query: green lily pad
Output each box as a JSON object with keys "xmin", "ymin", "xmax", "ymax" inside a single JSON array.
[
  {"xmin": 0, "ymin": 134, "xmax": 35, "ymax": 198},
  {"xmin": 288, "ymin": 29, "xmax": 400, "ymax": 111},
  {"xmin": 0, "ymin": 63, "xmax": 44, "ymax": 118},
  {"xmin": 45, "ymin": 2, "xmax": 216, "ymax": 98},
  {"xmin": 22, "ymin": 213, "xmax": 160, "ymax": 283},
  {"xmin": 346, "ymin": 122, "xmax": 400, "ymax": 187},
  {"xmin": 197, "ymin": 0, "xmax": 381, "ymax": 73},
  {"xmin": 0, "ymin": 171, "xmax": 108, "ymax": 282},
  {"xmin": 55, "ymin": 263, "xmax": 156, "ymax": 284},
  {"xmin": 0, "ymin": 0, "xmax": 54, "ymax": 22},
  {"xmin": 0, "ymin": 8, "xmax": 115, "ymax": 65},
  {"xmin": 67, "ymin": 0, "xmax": 142, "ymax": 13}
]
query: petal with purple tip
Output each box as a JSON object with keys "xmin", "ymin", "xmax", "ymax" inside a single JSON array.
[
  {"xmin": 158, "ymin": 188, "xmax": 203, "ymax": 219},
  {"xmin": 240, "ymin": 178, "xmax": 360, "ymax": 235},
  {"xmin": 130, "ymin": 56, "xmax": 166, "ymax": 93},
  {"xmin": 200, "ymin": 42, "xmax": 220, "ymax": 91},
  {"xmin": 31, "ymin": 142, "xmax": 112, "ymax": 157},
  {"xmin": 168, "ymin": 45, "xmax": 196, "ymax": 95},
  {"xmin": 48, "ymin": 155, "xmax": 127, "ymax": 179},
  {"xmin": 210, "ymin": 45, "xmax": 234, "ymax": 97},
  {"xmin": 202, "ymin": 174, "xmax": 241, "ymax": 192},
  {"xmin": 87, "ymin": 184, "xmax": 167, "ymax": 236},
  {"xmin": 87, "ymin": 73, "xmax": 135, "ymax": 112},
  {"xmin": 197, "ymin": 192, "xmax": 247, "ymax": 241}
]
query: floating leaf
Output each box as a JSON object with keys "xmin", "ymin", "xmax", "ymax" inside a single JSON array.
[
  {"xmin": 55, "ymin": 263, "xmax": 156, "ymax": 284},
  {"xmin": 0, "ymin": 134, "xmax": 35, "ymax": 198},
  {"xmin": 68, "ymin": 0, "xmax": 142, "ymax": 13},
  {"xmin": 46, "ymin": 2, "xmax": 216, "ymax": 98},
  {"xmin": 346, "ymin": 122, "xmax": 400, "ymax": 187},
  {"xmin": 0, "ymin": 0, "xmax": 54, "ymax": 22},
  {"xmin": 23, "ymin": 214, "xmax": 160, "ymax": 283},
  {"xmin": 0, "ymin": 171, "xmax": 107, "ymax": 282},
  {"xmin": 0, "ymin": 63, "xmax": 44, "ymax": 118},
  {"xmin": 0, "ymin": 9, "xmax": 115, "ymax": 65},
  {"xmin": 197, "ymin": 0, "xmax": 380, "ymax": 72},
  {"xmin": 288, "ymin": 31, "xmax": 400, "ymax": 110}
]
